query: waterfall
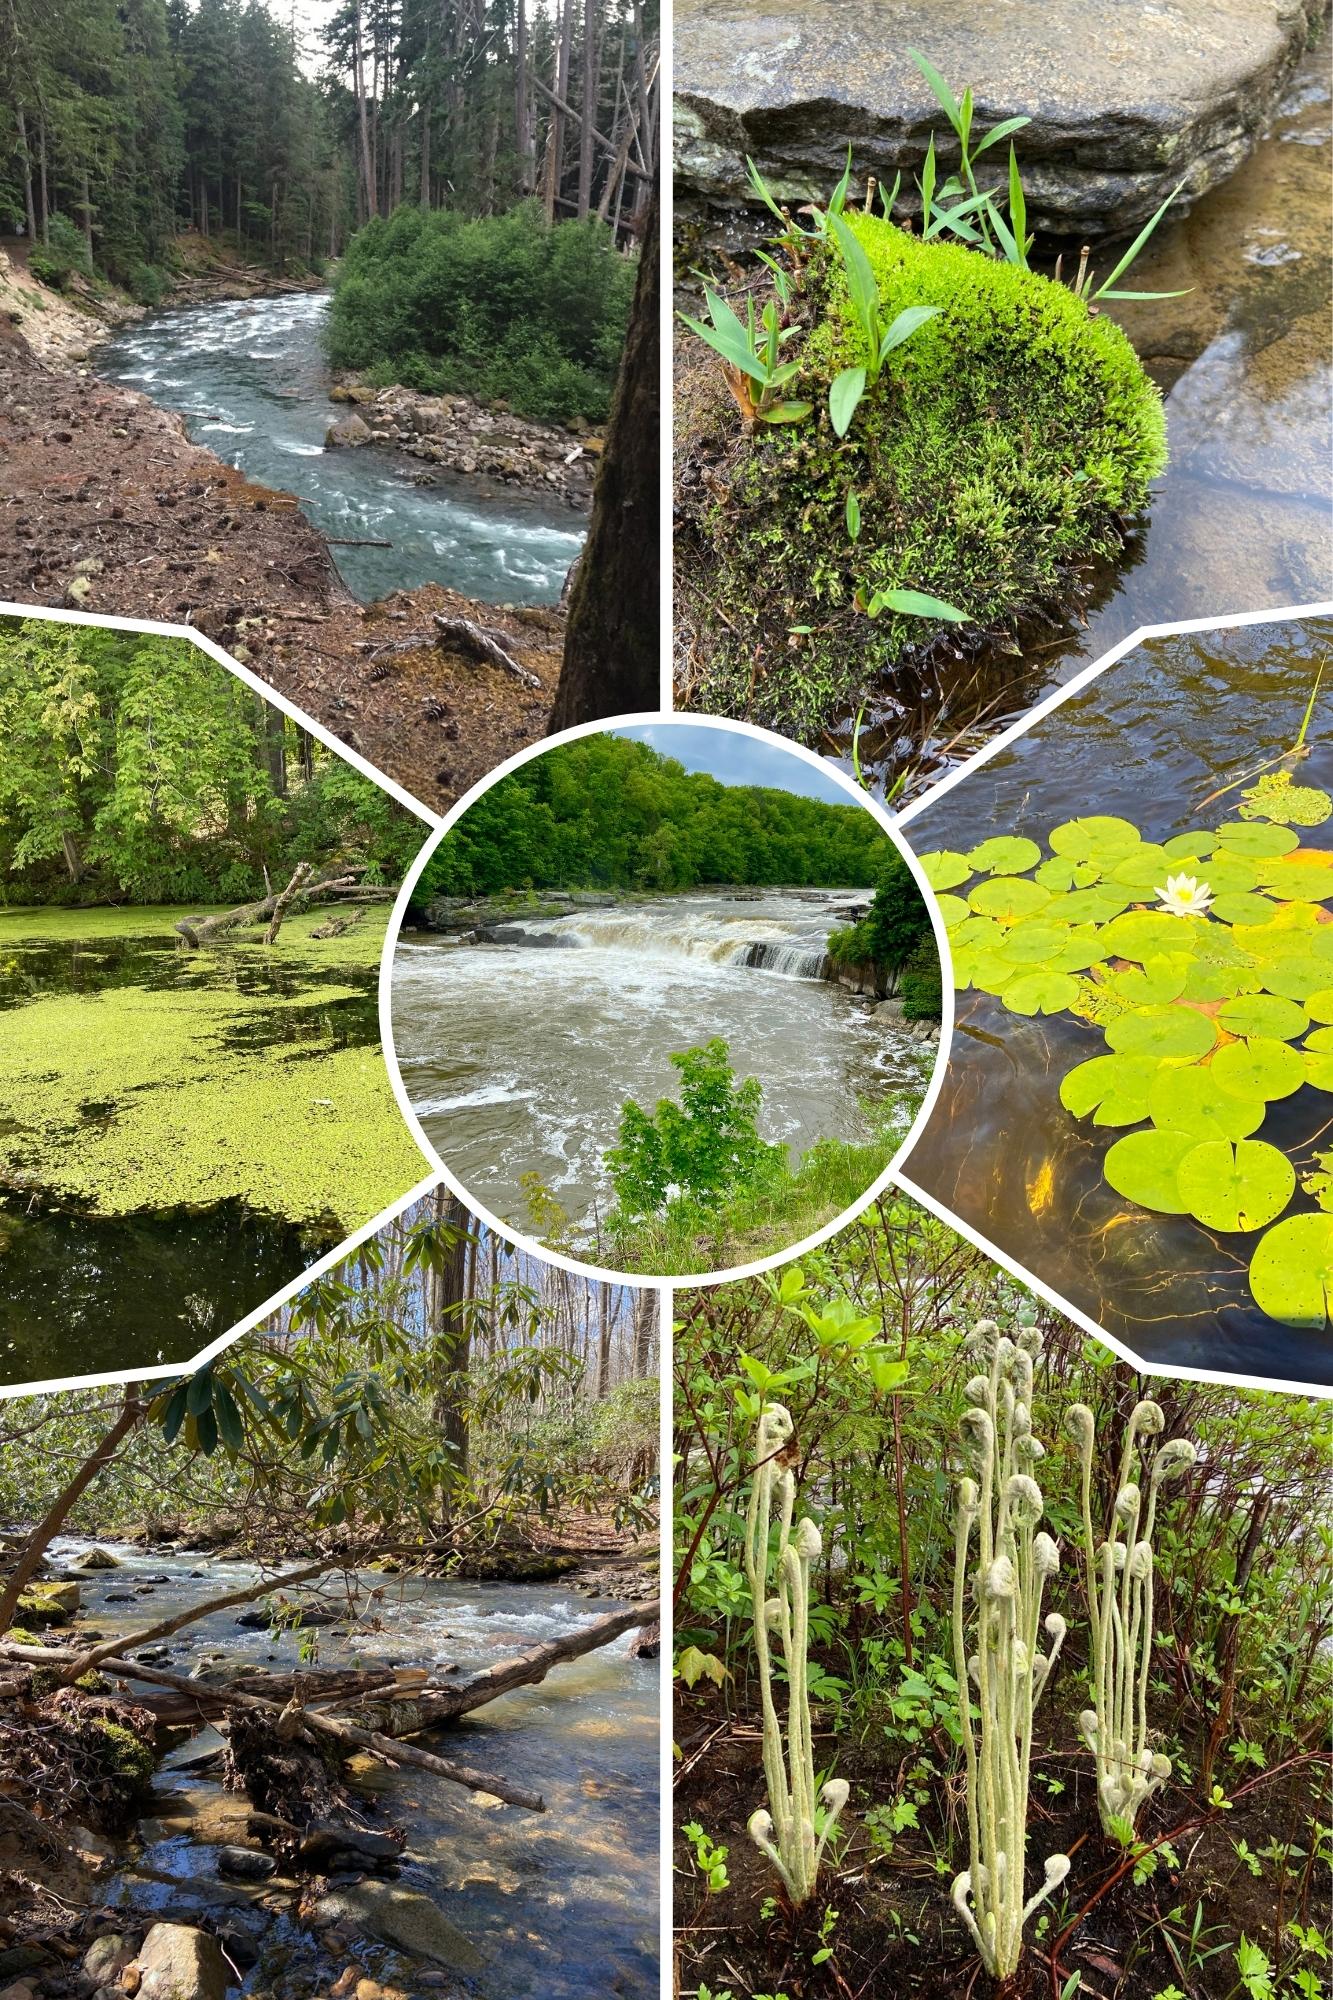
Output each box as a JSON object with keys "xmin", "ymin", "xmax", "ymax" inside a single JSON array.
[
  {"xmin": 497, "ymin": 906, "xmax": 839, "ymax": 979},
  {"xmin": 735, "ymin": 940, "xmax": 831, "ymax": 981}
]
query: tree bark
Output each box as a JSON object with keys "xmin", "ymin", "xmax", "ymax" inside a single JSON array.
[
  {"xmin": 264, "ymin": 860, "xmax": 314, "ymax": 944},
  {"xmin": 432, "ymin": 1188, "xmax": 472, "ymax": 1530},
  {"xmin": 576, "ymin": 0, "xmax": 601, "ymax": 218},
  {"xmin": 0, "ymin": 1385, "xmax": 146, "ymax": 1636},
  {"xmin": 548, "ymin": 194, "xmax": 659, "ymax": 729}
]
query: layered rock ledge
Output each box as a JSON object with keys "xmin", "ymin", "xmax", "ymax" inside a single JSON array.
[{"xmin": 674, "ymin": 0, "xmax": 1327, "ymax": 238}]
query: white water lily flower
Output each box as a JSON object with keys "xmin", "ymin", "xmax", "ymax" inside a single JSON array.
[{"xmin": 1155, "ymin": 872, "xmax": 1213, "ymax": 916}]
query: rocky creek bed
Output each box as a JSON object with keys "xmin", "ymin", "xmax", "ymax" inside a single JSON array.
[{"xmin": 0, "ymin": 1537, "xmax": 660, "ymax": 2000}]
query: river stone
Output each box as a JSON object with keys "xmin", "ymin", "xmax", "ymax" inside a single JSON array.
[
  {"xmin": 325, "ymin": 412, "xmax": 372, "ymax": 448},
  {"xmin": 674, "ymin": 0, "xmax": 1325, "ymax": 236},
  {"xmin": 312, "ymin": 1883, "xmax": 485, "ymax": 1972},
  {"xmin": 135, "ymin": 1925, "xmax": 230, "ymax": 2000},
  {"xmin": 73, "ymin": 1546, "xmax": 122, "ymax": 1570},
  {"xmin": 82, "ymin": 1936, "xmax": 138, "ymax": 1985}
]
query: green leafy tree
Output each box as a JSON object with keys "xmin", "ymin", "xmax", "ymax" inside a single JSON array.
[{"xmin": 607, "ymin": 1039, "xmax": 786, "ymax": 1220}]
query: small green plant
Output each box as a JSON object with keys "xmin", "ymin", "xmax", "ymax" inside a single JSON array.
[
  {"xmin": 681, "ymin": 1820, "xmax": 730, "ymax": 1892},
  {"xmin": 743, "ymin": 1401, "xmax": 849, "ymax": 1904},
  {"xmin": 950, "ymin": 1316, "xmax": 1069, "ymax": 1979},
  {"xmin": 607, "ymin": 1038, "xmax": 786, "ymax": 1224},
  {"xmin": 677, "ymin": 289, "xmax": 813, "ymax": 429},
  {"xmin": 1067, "ymin": 1398, "xmax": 1198, "ymax": 1836}
]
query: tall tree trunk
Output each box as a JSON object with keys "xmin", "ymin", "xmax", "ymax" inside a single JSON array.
[
  {"xmin": 430, "ymin": 1188, "xmax": 472, "ymax": 1528},
  {"xmin": 595, "ymin": 1281, "xmax": 612, "ymax": 1397},
  {"xmin": 544, "ymin": 0, "xmax": 574, "ymax": 222},
  {"xmin": 631, "ymin": 1285, "xmax": 655, "ymax": 1377},
  {"xmin": 79, "ymin": 164, "xmax": 93, "ymax": 261},
  {"xmin": 549, "ymin": 195, "xmax": 659, "ymax": 728},
  {"xmin": 14, "ymin": 105, "xmax": 37, "ymax": 240},
  {"xmin": 353, "ymin": 4, "xmax": 376, "ymax": 221},
  {"xmin": 576, "ymin": 0, "xmax": 600, "ymax": 218},
  {"xmin": 37, "ymin": 117, "xmax": 49, "ymax": 242}
]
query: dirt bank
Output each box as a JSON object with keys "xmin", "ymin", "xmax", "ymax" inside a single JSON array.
[{"xmin": 0, "ymin": 314, "xmax": 562, "ymax": 814}]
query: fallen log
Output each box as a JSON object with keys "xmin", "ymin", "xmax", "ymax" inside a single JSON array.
[
  {"xmin": 174, "ymin": 869, "xmax": 361, "ymax": 948},
  {"xmin": 362, "ymin": 612, "xmax": 542, "ymax": 689},
  {"xmin": 265, "ymin": 859, "xmax": 314, "ymax": 944}
]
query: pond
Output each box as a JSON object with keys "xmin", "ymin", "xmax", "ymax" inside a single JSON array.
[
  {"xmin": 826, "ymin": 45, "xmax": 1333, "ymax": 799},
  {"xmin": 899, "ymin": 613, "xmax": 1333, "ymax": 1387},
  {"xmin": 0, "ymin": 906, "xmax": 424, "ymax": 1382},
  {"xmin": 53, "ymin": 1537, "xmax": 659, "ymax": 1999},
  {"xmin": 389, "ymin": 890, "xmax": 932, "ymax": 1242},
  {"xmin": 99, "ymin": 293, "xmax": 586, "ymax": 607}
]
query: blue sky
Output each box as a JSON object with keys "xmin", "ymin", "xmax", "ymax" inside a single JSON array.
[{"xmin": 613, "ymin": 722, "xmax": 857, "ymax": 807}]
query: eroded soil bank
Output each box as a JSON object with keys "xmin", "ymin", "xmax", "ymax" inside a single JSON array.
[{"xmin": 0, "ymin": 254, "xmax": 564, "ymax": 815}]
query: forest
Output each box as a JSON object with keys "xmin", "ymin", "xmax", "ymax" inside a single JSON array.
[
  {"xmin": 414, "ymin": 734, "xmax": 892, "ymax": 900},
  {"xmin": 674, "ymin": 1194, "xmax": 1333, "ymax": 2000},
  {"xmin": 0, "ymin": 1192, "xmax": 661, "ymax": 1990},
  {"xmin": 0, "ymin": 618, "xmax": 422, "ymax": 905},
  {"xmin": 0, "ymin": 0, "xmax": 657, "ymax": 296}
]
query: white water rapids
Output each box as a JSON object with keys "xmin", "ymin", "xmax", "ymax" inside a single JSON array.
[{"xmin": 389, "ymin": 890, "xmax": 933, "ymax": 1236}]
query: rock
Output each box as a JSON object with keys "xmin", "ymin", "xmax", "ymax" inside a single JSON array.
[
  {"xmin": 133, "ymin": 1927, "xmax": 229, "ymax": 2000},
  {"xmin": 216, "ymin": 1845, "xmax": 276, "ymax": 1880},
  {"xmin": 298, "ymin": 1825, "xmax": 403, "ymax": 1869},
  {"xmin": 0, "ymin": 1980, "xmax": 36, "ymax": 2000},
  {"xmin": 74, "ymin": 1546, "xmax": 122, "ymax": 1570},
  {"xmin": 16, "ymin": 1579, "xmax": 79, "ymax": 1622},
  {"xmin": 312, "ymin": 1883, "xmax": 485, "ymax": 1972},
  {"xmin": 83, "ymin": 1939, "xmax": 138, "ymax": 1987},
  {"xmin": 673, "ymin": 0, "xmax": 1325, "ymax": 237},
  {"xmin": 324, "ymin": 413, "xmax": 372, "ymax": 448},
  {"xmin": 875, "ymin": 998, "xmax": 907, "ymax": 1021}
]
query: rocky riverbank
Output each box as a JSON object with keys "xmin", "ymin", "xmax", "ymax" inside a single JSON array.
[
  {"xmin": 327, "ymin": 382, "xmax": 600, "ymax": 510},
  {"xmin": 674, "ymin": 0, "xmax": 1329, "ymax": 239}
]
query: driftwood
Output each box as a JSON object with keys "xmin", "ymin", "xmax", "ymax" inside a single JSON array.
[
  {"xmin": 322, "ymin": 534, "xmax": 392, "ymax": 548},
  {"xmin": 264, "ymin": 860, "xmax": 314, "ymax": 943},
  {"xmin": 363, "ymin": 612, "xmax": 542, "ymax": 689},
  {"xmin": 174, "ymin": 868, "xmax": 367, "ymax": 948}
]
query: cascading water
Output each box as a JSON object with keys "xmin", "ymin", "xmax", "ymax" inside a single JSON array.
[
  {"xmin": 98, "ymin": 293, "xmax": 586, "ymax": 606},
  {"xmin": 390, "ymin": 889, "xmax": 935, "ymax": 1236}
]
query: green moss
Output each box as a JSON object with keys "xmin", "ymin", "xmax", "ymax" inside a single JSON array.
[
  {"xmin": 16, "ymin": 1589, "xmax": 70, "ymax": 1628},
  {"xmin": 93, "ymin": 1717, "xmax": 156, "ymax": 1791},
  {"xmin": 678, "ymin": 218, "xmax": 1167, "ymax": 739},
  {"xmin": 0, "ymin": 907, "xmax": 424, "ymax": 1227}
]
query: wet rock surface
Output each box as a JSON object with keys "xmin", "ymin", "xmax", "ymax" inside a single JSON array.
[
  {"xmin": 674, "ymin": 0, "xmax": 1327, "ymax": 236},
  {"xmin": 328, "ymin": 381, "xmax": 599, "ymax": 509}
]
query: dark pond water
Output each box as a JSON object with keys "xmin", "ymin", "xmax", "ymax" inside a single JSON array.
[
  {"xmin": 0, "ymin": 914, "xmax": 383, "ymax": 1382},
  {"xmin": 827, "ymin": 47, "xmax": 1333, "ymax": 800},
  {"xmin": 99, "ymin": 292, "xmax": 586, "ymax": 606},
  {"xmin": 898, "ymin": 614, "xmax": 1333, "ymax": 1387}
]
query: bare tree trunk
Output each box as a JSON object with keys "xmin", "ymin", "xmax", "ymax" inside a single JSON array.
[
  {"xmin": 544, "ymin": 0, "xmax": 574, "ymax": 222},
  {"xmin": 576, "ymin": 0, "xmax": 600, "ymax": 218},
  {"xmin": 515, "ymin": 0, "xmax": 533, "ymax": 194},
  {"xmin": 595, "ymin": 1281, "xmax": 612, "ymax": 1397},
  {"xmin": 431, "ymin": 1188, "xmax": 472, "ymax": 1527},
  {"xmin": 631, "ymin": 1284, "xmax": 655, "ymax": 1377},
  {"xmin": 353, "ymin": 4, "xmax": 377, "ymax": 221},
  {"xmin": 14, "ymin": 104, "xmax": 36, "ymax": 241},
  {"xmin": 0, "ymin": 1386, "xmax": 146, "ymax": 1635}
]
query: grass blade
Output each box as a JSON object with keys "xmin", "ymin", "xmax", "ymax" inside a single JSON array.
[
  {"xmin": 972, "ymin": 114, "xmax": 1032, "ymax": 155},
  {"xmin": 1008, "ymin": 142, "xmax": 1028, "ymax": 269},
  {"xmin": 920, "ymin": 133, "xmax": 936, "ymax": 234},
  {"xmin": 1092, "ymin": 176, "xmax": 1187, "ymax": 298},
  {"xmin": 908, "ymin": 48, "xmax": 961, "ymax": 138},
  {"xmin": 877, "ymin": 303, "xmax": 939, "ymax": 363}
]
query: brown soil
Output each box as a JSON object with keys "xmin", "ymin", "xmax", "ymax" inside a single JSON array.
[
  {"xmin": 0, "ymin": 318, "xmax": 561, "ymax": 815},
  {"xmin": 674, "ymin": 1683, "xmax": 1332, "ymax": 2000}
]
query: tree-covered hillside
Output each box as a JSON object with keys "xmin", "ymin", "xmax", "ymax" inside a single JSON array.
[
  {"xmin": 0, "ymin": 618, "xmax": 424, "ymax": 904},
  {"xmin": 415, "ymin": 733, "xmax": 891, "ymax": 898}
]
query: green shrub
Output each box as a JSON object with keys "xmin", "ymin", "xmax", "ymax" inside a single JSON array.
[
  {"xmin": 126, "ymin": 261, "xmax": 166, "ymax": 307},
  {"xmin": 900, "ymin": 937, "xmax": 943, "ymax": 1022},
  {"xmin": 28, "ymin": 213, "xmax": 93, "ymax": 290},
  {"xmin": 326, "ymin": 200, "xmax": 636, "ymax": 428},
  {"xmin": 607, "ymin": 1039, "xmax": 787, "ymax": 1221},
  {"xmin": 678, "ymin": 214, "xmax": 1167, "ymax": 738}
]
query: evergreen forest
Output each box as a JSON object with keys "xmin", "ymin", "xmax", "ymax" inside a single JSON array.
[
  {"xmin": 414, "ymin": 734, "xmax": 892, "ymax": 899},
  {"xmin": 0, "ymin": 618, "xmax": 425, "ymax": 905},
  {"xmin": 0, "ymin": 0, "xmax": 657, "ymax": 300}
]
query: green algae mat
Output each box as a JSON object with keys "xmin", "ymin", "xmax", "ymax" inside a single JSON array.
[{"xmin": 0, "ymin": 905, "xmax": 425, "ymax": 1377}]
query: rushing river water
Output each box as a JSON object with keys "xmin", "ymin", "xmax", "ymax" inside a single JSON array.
[
  {"xmin": 827, "ymin": 45, "xmax": 1333, "ymax": 798},
  {"xmin": 99, "ymin": 292, "xmax": 586, "ymax": 606},
  {"xmin": 390, "ymin": 890, "xmax": 932, "ymax": 1238},
  {"xmin": 900, "ymin": 614, "xmax": 1333, "ymax": 1387},
  {"xmin": 0, "ymin": 907, "xmax": 405, "ymax": 1382},
  {"xmin": 48, "ymin": 1537, "xmax": 658, "ymax": 1998}
]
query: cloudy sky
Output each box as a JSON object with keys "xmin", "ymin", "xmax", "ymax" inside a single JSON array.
[{"xmin": 612, "ymin": 722, "xmax": 859, "ymax": 807}]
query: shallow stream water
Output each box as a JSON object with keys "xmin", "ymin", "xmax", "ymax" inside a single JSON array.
[
  {"xmin": 99, "ymin": 293, "xmax": 586, "ymax": 606},
  {"xmin": 390, "ymin": 890, "xmax": 930, "ymax": 1236},
  {"xmin": 900, "ymin": 614, "xmax": 1333, "ymax": 1385},
  {"xmin": 828, "ymin": 46, "xmax": 1333, "ymax": 797},
  {"xmin": 51, "ymin": 1536, "xmax": 658, "ymax": 1998},
  {"xmin": 0, "ymin": 908, "xmax": 387, "ymax": 1380}
]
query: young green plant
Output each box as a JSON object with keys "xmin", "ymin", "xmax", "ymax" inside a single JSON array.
[
  {"xmin": 676, "ymin": 288, "xmax": 813, "ymax": 429},
  {"xmin": 743, "ymin": 1401, "xmax": 849, "ymax": 1904},
  {"xmin": 951, "ymin": 1317, "xmax": 1069, "ymax": 1979},
  {"xmin": 1066, "ymin": 1399, "xmax": 1198, "ymax": 1836}
]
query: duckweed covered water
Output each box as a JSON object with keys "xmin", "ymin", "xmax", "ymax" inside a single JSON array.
[
  {"xmin": 0, "ymin": 906, "xmax": 425, "ymax": 1379},
  {"xmin": 900, "ymin": 616, "xmax": 1333, "ymax": 1385}
]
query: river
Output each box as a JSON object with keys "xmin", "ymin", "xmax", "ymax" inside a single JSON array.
[
  {"xmin": 827, "ymin": 44, "xmax": 1333, "ymax": 798},
  {"xmin": 99, "ymin": 292, "xmax": 586, "ymax": 607},
  {"xmin": 899, "ymin": 612, "xmax": 1333, "ymax": 1388},
  {"xmin": 389, "ymin": 889, "xmax": 932, "ymax": 1242},
  {"xmin": 49, "ymin": 1536, "xmax": 658, "ymax": 1998}
]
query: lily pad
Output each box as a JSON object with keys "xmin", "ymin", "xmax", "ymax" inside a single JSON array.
[
  {"xmin": 1060, "ymin": 1053, "xmax": 1163, "ymax": 1126},
  {"xmin": 968, "ymin": 876, "xmax": 1051, "ymax": 922},
  {"xmin": 1035, "ymin": 856, "xmax": 1101, "ymax": 892},
  {"xmin": 1164, "ymin": 830, "xmax": 1217, "ymax": 860},
  {"xmin": 1215, "ymin": 821, "xmax": 1300, "ymax": 858},
  {"xmin": 1180, "ymin": 958, "xmax": 1258, "ymax": 1003},
  {"xmin": 934, "ymin": 893, "xmax": 970, "ymax": 928},
  {"xmin": 967, "ymin": 835, "xmax": 1041, "ymax": 875},
  {"xmin": 952, "ymin": 916, "xmax": 1005, "ymax": 950},
  {"xmin": 1256, "ymin": 855, "xmax": 1333, "ymax": 902},
  {"xmin": 1305, "ymin": 988, "xmax": 1333, "ymax": 1023},
  {"xmin": 1192, "ymin": 854, "xmax": 1260, "ymax": 896},
  {"xmin": 1111, "ymin": 956, "xmax": 1189, "ymax": 1007},
  {"xmin": 1105, "ymin": 1005, "xmax": 1217, "ymax": 1061},
  {"xmin": 1109, "ymin": 844, "xmax": 1172, "ymax": 894},
  {"xmin": 1041, "ymin": 887, "xmax": 1133, "ymax": 924},
  {"xmin": 1104, "ymin": 1128, "xmax": 1199, "ymax": 1214},
  {"xmin": 1049, "ymin": 816, "xmax": 1141, "ymax": 861},
  {"xmin": 1303, "ymin": 1049, "xmax": 1333, "ymax": 1091},
  {"xmin": 1257, "ymin": 957, "xmax": 1331, "ymax": 1003},
  {"xmin": 1210, "ymin": 891, "xmax": 1280, "ymax": 926},
  {"xmin": 921, "ymin": 851, "xmax": 972, "ymax": 891},
  {"xmin": 1098, "ymin": 910, "xmax": 1204, "ymax": 963},
  {"xmin": 1175, "ymin": 1138, "xmax": 1295, "ymax": 1233},
  {"xmin": 996, "ymin": 922, "xmax": 1077, "ymax": 964},
  {"xmin": 1148, "ymin": 1065, "xmax": 1265, "ymax": 1141},
  {"xmin": 1210, "ymin": 1036, "xmax": 1305, "ymax": 1101},
  {"xmin": 1003, "ymin": 969, "xmax": 1081, "ymax": 1016},
  {"xmin": 1216, "ymin": 993, "xmax": 1308, "ymax": 1041},
  {"xmin": 1249, "ymin": 1212, "xmax": 1333, "ymax": 1327}
]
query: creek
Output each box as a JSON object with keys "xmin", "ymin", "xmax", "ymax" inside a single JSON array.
[
  {"xmin": 99, "ymin": 293, "xmax": 586, "ymax": 607},
  {"xmin": 51, "ymin": 1536, "xmax": 658, "ymax": 1998},
  {"xmin": 829, "ymin": 45, "xmax": 1333, "ymax": 797},
  {"xmin": 901, "ymin": 614, "xmax": 1333, "ymax": 1386},
  {"xmin": 0, "ymin": 907, "xmax": 419, "ymax": 1383},
  {"xmin": 389, "ymin": 889, "xmax": 931, "ymax": 1240}
]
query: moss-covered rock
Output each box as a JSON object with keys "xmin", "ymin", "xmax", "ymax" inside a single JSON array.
[
  {"xmin": 16, "ymin": 1579, "xmax": 80, "ymax": 1625},
  {"xmin": 676, "ymin": 216, "xmax": 1167, "ymax": 738}
]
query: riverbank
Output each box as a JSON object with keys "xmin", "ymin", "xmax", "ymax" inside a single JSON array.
[{"xmin": 328, "ymin": 379, "xmax": 600, "ymax": 511}]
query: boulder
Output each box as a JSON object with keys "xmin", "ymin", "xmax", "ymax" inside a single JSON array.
[
  {"xmin": 312, "ymin": 1882, "xmax": 484, "ymax": 1972},
  {"xmin": 134, "ymin": 1926, "xmax": 230, "ymax": 2000},
  {"xmin": 82, "ymin": 1937, "xmax": 138, "ymax": 1986},
  {"xmin": 215, "ymin": 1846, "xmax": 276, "ymax": 1880},
  {"xmin": 674, "ymin": 0, "xmax": 1325, "ymax": 237},
  {"xmin": 74, "ymin": 1547, "xmax": 121, "ymax": 1571},
  {"xmin": 324, "ymin": 413, "xmax": 372, "ymax": 449}
]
